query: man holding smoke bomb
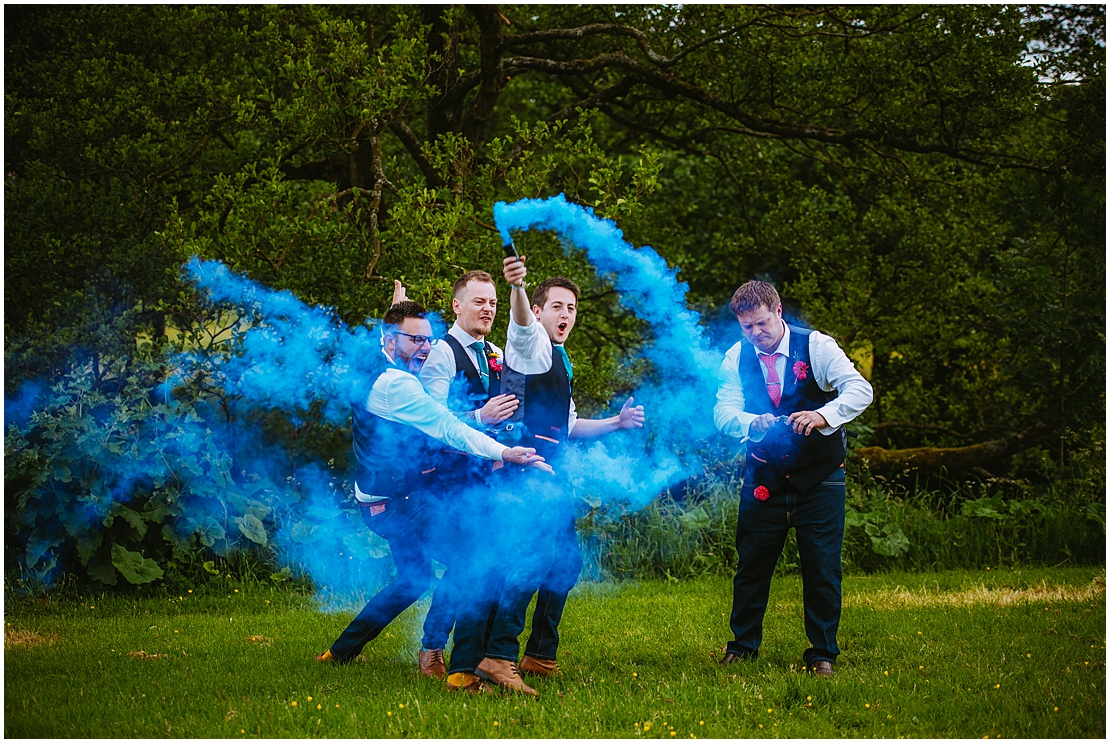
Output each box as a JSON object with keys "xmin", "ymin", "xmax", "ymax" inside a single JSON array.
[
  {"xmin": 461, "ymin": 249, "xmax": 645, "ymax": 696},
  {"xmin": 315, "ymin": 300, "xmax": 550, "ymax": 669},
  {"xmin": 714, "ymin": 280, "xmax": 872, "ymax": 677}
]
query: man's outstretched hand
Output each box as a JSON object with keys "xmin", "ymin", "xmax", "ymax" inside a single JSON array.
[
  {"xmin": 618, "ymin": 396, "xmax": 646, "ymax": 429},
  {"xmin": 502, "ymin": 446, "xmax": 554, "ymax": 474}
]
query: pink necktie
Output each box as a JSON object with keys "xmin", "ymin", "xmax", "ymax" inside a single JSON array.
[{"xmin": 760, "ymin": 353, "xmax": 782, "ymax": 407}]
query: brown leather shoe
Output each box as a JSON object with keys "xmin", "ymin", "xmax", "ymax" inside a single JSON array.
[
  {"xmin": 419, "ymin": 648, "xmax": 446, "ymax": 679},
  {"xmin": 718, "ymin": 651, "xmax": 755, "ymax": 665},
  {"xmin": 519, "ymin": 655, "xmax": 560, "ymax": 677},
  {"xmin": 809, "ymin": 660, "xmax": 834, "ymax": 678},
  {"xmin": 475, "ymin": 658, "xmax": 539, "ymax": 697}
]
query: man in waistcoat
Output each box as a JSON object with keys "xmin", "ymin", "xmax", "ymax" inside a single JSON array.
[
  {"xmin": 714, "ymin": 280, "xmax": 872, "ymax": 677},
  {"xmin": 315, "ymin": 300, "xmax": 549, "ymax": 670},
  {"xmin": 466, "ymin": 256, "xmax": 645, "ymax": 696},
  {"xmin": 410, "ymin": 270, "xmax": 519, "ymax": 679}
]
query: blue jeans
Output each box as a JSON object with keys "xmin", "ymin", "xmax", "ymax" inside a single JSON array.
[
  {"xmin": 329, "ymin": 493, "xmax": 459, "ymax": 662},
  {"xmin": 727, "ymin": 469, "xmax": 846, "ymax": 665},
  {"xmin": 485, "ymin": 500, "xmax": 582, "ymax": 662}
]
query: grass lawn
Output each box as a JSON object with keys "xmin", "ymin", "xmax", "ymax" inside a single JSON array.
[{"xmin": 5, "ymin": 566, "xmax": 1105, "ymax": 738}]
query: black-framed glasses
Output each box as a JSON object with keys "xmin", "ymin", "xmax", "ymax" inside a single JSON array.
[{"xmin": 391, "ymin": 331, "xmax": 437, "ymax": 346}]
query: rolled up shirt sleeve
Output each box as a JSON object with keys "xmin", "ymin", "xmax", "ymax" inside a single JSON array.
[
  {"xmin": 506, "ymin": 315, "xmax": 553, "ymax": 374},
  {"xmin": 810, "ymin": 332, "xmax": 873, "ymax": 432},
  {"xmin": 375, "ymin": 370, "xmax": 505, "ymax": 461}
]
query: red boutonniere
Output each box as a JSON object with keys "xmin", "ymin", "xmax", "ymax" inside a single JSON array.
[
  {"xmin": 754, "ymin": 485, "xmax": 770, "ymax": 501},
  {"xmin": 487, "ymin": 350, "xmax": 503, "ymax": 374},
  {"xmin": 793, "ymin": 360, "xmax": 809, "ymax": 381}
]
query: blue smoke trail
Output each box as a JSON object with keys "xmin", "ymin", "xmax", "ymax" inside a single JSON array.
[{"xmin": 494, "ymin": 194, "xmax": 725, "ymax": 508}]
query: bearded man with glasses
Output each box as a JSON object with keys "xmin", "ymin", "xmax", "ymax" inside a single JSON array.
[{"xmin": 315, "ymin": 300, "xmax": 550, "ymax": 670}]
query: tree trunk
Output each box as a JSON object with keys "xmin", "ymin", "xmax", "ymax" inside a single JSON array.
[{"xmin": 851, "ymin": 423, "xmax": 1050, "ymax": 478}]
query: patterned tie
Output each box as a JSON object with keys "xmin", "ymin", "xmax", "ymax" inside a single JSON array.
[
  {"xmin": 760, "ymin": 352, "xmax": 782, "ymax": 407},
  {"xmin": 469, "ymin": 341, "xmax": 490, "ymax": 391},
  {"xmin": 554, "ymin": 345, "xmax": 573, "ymax": 382}
]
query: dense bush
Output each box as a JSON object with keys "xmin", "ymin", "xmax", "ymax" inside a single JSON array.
[{"xmin": 580, "ymin": 474, "xmax": 1106, "ymax": 581}]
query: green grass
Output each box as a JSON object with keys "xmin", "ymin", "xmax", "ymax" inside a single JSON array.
[{"xmin": 5, "ymin": 566, "xmax": 1105, "ymax": 738}]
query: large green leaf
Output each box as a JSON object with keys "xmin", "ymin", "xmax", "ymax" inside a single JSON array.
[
  {"xmin": 235, "ymin": 513, "xmax": 268, "ymax": 545},
  {"xmin": 110, "ymin": 543, "xmax": 164, "ymax": 584}
]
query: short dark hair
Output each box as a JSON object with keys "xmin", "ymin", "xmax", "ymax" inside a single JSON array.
[
  {"xmin": 531, "ymin": 277, "xmax": 580, "ymax": 310},
  {"xmin": 382, "ymin": 300, "xmax": 427, "ymax": 330},
  {"xmin": 452, "ymin": 270, "xmax": 495, "ymax": 301},
  {"xmin": 729, "ymin": 280, "xmax": 780, "ymax": 317}
]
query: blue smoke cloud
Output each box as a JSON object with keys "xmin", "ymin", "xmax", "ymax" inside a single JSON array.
[
  {"xmin": 11, "ymin": 195, "xmax": 738, "ymax": 620},
  {"xmin": 495, "ymin": 194, "xmax": 725, "ymax": 508}
]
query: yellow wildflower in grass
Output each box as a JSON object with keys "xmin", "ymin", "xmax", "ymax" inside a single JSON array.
[
  {"xmin": 234, "ymin": 589, "xmax": 239, "ymax": 593},
  {"xmin": 307, "ymin": 697, "xmax": 312, "ymax": 702},
  {"xmin": 387, "ymin": 711, "xmax": 392, "ymax": 717},
  {"xmin": 291, "ymin": 701, "xmax": 297, "ymax": 707},
  {"xmin": 699, "ymin": 721, "xmax": 704, "ymax": 725},
  {"xmin": 398, "ymin": 703, "xmax": 404, "ymax": 708},
  {"xmin": 633, "ymin": 672, "xmax": 638, "ymax": 677},
  {"xmin": 865, "ymin": 704, "xmax": 871, "ymax": 709},
  {"xmin": 188, "ymin": 590, "xmax": 193, "ymax": 593},
  {"xmin": 317, "ymin": 705, "xmax": 322, "ymax": 710},
  {"xmin": 494, "ymin": 721, "xmax": 500, "ymax": 727},
  {"xmin": 884, "ymin": 671, "xmax": 888, "ymax": 676},
  {"xmin": 671, "ymin": 732, "xmax": 676, "ymax": 736}
]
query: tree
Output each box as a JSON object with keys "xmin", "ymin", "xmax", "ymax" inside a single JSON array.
[{"xmin": 6, "ymin": 4, "xmax": 1105, "ymax": 483}]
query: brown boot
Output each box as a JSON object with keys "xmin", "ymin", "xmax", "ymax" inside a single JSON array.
[
  {"xmin": 419, "ymin": 648, "xmax": 446, "ymax": 679},
  {"xmin": 475, "ymin": 658, "xmax": 540, "ymax": 697},
  {"xmin": 519, "ymin": 655, "xmax": 560, "ymax": 678}
]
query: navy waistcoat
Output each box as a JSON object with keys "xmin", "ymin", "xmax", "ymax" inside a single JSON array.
[{"xmin": 738, "ymin": 324, "xmax": 846, "ymax": 494}]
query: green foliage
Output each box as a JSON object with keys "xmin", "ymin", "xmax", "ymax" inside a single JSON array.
[
  {"xmin": 580, "ymin": 475, "xmax": 1105, "ymax": 581},
  {"xmin": 3, "ymin": 336, "xmax": 354, "ymax": 588}
]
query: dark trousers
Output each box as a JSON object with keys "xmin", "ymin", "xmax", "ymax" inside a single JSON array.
[
  {"xmin": 727, "ymin": 468, "xmax": 846, "ymax": 665},
  {"xmin": 485, "ymin": 498, "xmax": 582, "ymax": 662},
  {"xmin": 329, "ymin": 493, "xmax": 459, "ymax": 662}
]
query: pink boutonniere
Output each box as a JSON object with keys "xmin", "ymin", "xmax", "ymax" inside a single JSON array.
[
  {"xmin": 487, "ymin": 350, "xmax": 503, "ymax": 374},
  {"xmin": 754, "ymin": 485, "xmax": 770, "ymax": 501},
  {"xmin": 793, "ymin": 360, "xmax": 809, "ymax": 381}
]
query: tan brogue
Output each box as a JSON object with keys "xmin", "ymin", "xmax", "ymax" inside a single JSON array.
[
  {"xmin": 519, "ymin": 655, "xmax": 560, "ymax": 678},
  {"xmin": 475, "ymin": 657, "xmax": 539, "ymax": 697}
]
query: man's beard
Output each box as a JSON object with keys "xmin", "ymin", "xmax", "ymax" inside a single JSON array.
[{"xmin": 396, "ymin": 350, "xmax": 426, "ymax": 373}]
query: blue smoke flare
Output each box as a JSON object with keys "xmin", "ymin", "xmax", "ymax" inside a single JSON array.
[{"xmin": 494, "ymin": 194, "xmax": 725, "ymax": 508}]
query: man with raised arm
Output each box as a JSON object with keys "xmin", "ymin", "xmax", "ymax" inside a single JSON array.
[
  {"xmin": 315, "ymin": 300, "xmax": 549, "ymax": 669},
  {"xmin": 714, "ymin": 280, "xmax": 872, "ymax": 678},
  {"xmin": 465, "ymin": 254, "xmax": 645, "ymax": 697}
]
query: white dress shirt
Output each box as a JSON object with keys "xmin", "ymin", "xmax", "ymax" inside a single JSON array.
[
  {"xmin": 365, "ymin": 349, "xmax": 506, "ymax": 462},
  {"xmin": 419, "ymin": 321, "xmax": 505, "ymax": 425},
  {"xmin": 505, "ymin": 316, "xmax": 578, "ymax": 434},
  {"xmin": 714, "ymin": 321, "xmax": 872, "ymax": 443}
]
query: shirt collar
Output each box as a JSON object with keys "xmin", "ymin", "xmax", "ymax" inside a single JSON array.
[
  {"xmin": 449, "ymin": 321, "xmax": 483, "ymax": 347},
  {"xmin": 759, "ymin": 320, "xmax": 790, "ymax": 358}
]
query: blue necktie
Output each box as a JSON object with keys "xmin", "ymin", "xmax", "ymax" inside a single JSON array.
[
  {"xmin": 554, "ymin": 345, "xmax": 573, "ymax": 382},
  {"xmin": 469, "ymin": 341, "xmax": 490, "ymax": 391}
]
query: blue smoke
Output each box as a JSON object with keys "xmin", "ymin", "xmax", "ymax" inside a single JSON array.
[{"xmin": 494, "ymin": 194, "xmax": 725, "ymax": 508}]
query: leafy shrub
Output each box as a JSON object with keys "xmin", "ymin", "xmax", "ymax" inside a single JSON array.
[{"xmin": 579, "ymin": 473, "xmax": 1105, "ymax": 581}]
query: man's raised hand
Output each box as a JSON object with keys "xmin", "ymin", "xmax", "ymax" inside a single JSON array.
[
  {"xmin": 618, "ymin": 396, "xmax": 645, "ymax": 429},
  {"xmin": 503, "ymin": 254, "xmax": 527, "ymax": 287},
  {"xmin": 480, "ymin": 393, "xmax": 519, "ymax": 423},
  {"xmin": 391, "ymin": 280, "xmax": 408, "ymax": 306}
]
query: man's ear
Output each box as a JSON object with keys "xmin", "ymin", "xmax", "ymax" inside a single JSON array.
[
  {"xmin": 532, "ymin": 304, "xmax": 542, "ymax": 319},
  {"xmin": 383, "ymin": 334, "xmax": 397, "ymax": 356},
  {"xmin": 451, "ymin": 297, "xmax": 462, "ymax": 315}
]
